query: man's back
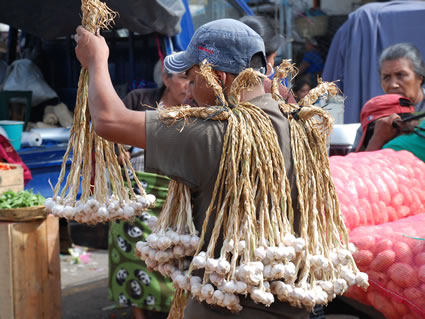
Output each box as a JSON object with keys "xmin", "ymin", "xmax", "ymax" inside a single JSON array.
[{"xmin": 144, "ymin": 93, "xmax": 308, "ymax": 319}]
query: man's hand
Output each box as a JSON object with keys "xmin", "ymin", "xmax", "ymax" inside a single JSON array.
[
  {"xmin": 74, "ymin": 26, "xmax": 109, "ymax": 70},
  {"xmin": 366, "ymin": 113, "xmax": 401, "ymax": 151},
  {"xmin": 394, "ymin": 118, "xmax": 419, "ymax": 134}
]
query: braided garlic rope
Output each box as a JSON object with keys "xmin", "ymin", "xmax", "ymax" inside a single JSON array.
[
  {"xmin": 136, "ymin": 61, "xmax": 368, "ymax": 318},
  {"xmin": 46, "ymin": 0, "xmax": 155, "ymax": 224}
]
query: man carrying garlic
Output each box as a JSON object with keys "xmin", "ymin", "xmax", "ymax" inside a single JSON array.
[{"xmin": 75, "ymin": 18, "xmax": 367, "ymax": 319}]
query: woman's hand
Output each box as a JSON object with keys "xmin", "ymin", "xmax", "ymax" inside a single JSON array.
[{"xmin": 74, "ymin": 26, "xmax": 109, "ymax": 70}]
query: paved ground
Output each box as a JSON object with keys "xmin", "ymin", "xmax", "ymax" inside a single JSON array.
[
  {"xmin": 61, "ymin": 247, "xmax": 168, "ymax": 319},
  {"xmin": 60, "ymin": 248, "xmax": 130, "ymax": 319}
]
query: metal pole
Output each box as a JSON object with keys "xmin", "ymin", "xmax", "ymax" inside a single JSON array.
[
  {"xmin": 286, "ymin": 3, "xmax": 292, "ymax": 61},
  {"xmin": 129, "ymin": 31, "xmax": 135, "ymax": 88},
  {"xmin": 7, "ymin": 27, "xmax": 18, "ymax": 65}
]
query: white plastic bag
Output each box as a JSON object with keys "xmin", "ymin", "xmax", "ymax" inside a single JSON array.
[{"xmin": 1, "ymin": 59, "xmax": 58, "ymax": 106}]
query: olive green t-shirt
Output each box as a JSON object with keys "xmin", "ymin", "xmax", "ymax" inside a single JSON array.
[{"xmin": 145, "ymin": 93, "xmax": 307, "ymax": 319}]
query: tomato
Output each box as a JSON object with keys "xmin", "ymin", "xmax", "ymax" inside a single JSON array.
[
  {"xmin": 374, "ymin": 239, "xmax": 393, "ymax": 254},
  {"xmin": 386, "ymin": 206, "xmax": 398, "ymax": 222},
  {"xmin": 393, "ymin": 241, "xmax": 413, "ymax": 264},
  {"xmin": 352, "ymin": 235, "xmax": 376, "ymax": 251},
  {"xmin": 370, "ymin": 250, "xmax": 396, "ymax": 272},
  {"xmin": 0, "ymin": 163, "xmax": 11, "ymax": 170},
  {"xmin": 391, "ymin": 193, "xmax": 404, "ymax": 207},
  {"xmin": 388, "ymin": 263, "xmax": 419, "ymax": 288},
  {"xmin": 398, "ymin": 206, "xmax": 411, "ymax": 218},
  {"xmin": 411, "ymin": 242, "xmax": 425, "ymax": 256},
  {"xmin": 353, "ymin": 250, "xmax": 374, "ymax": 268}
]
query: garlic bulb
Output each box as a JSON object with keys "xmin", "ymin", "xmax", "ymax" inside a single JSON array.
[
  {"xmin": 200, "ymin": 284, "xmax": 214, "ymax": 299},
  {"xmin": 205, "ymin": 258, "xmax": 219, "ymax": 273},
  {"xmin": 355, "ymin": 272, "xmax": 368, "ymax": 287},
  {"xmin": 216, "ymin": 259, "xmax": 231, "ymax": 275},
  {"xmin": 146, "ymin": 194, "xmax": 156, "ymax": 206},
  {"xmin": 223, "ymin": 239, "xmax": 234, "ymax": 252},
  {"xmin": 192, "ymin": 254, "xmax": 207, "ymax": 269}
]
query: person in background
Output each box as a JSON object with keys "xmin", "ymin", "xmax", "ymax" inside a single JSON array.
[
  {"xmin": 352, "ymin": 42, "xmax": 425, "ymax": 151},
  {"xmin": 297, "ymin": 37, "xmax": 324, "ymax": 86},
  {"xmin": 382, "ymin": 118, "xmax": 425, "ymax": 162},
  {"xmin": 355, "ymin": 94, "xmax": 416, "ymax": 152},
  {"xmin": 379, "ymin": 42, "xmax": 425, "ymax": 112},
  {"xmin": 292, "ymin": 77, "xmax": 313, "ymax": 101},
  {"xmin": 239, "ymin": 15, "xmax": 296, "ymax": 104},
  {"xmin": 108, "ymin": 63, "xmax": 189, "ymax": 319}
]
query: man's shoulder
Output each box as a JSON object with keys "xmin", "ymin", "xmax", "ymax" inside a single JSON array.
[
  {"xmin": 248, "ymin": 93, "xmax": 278, "ymax": 107},
  {"xmin": 248, "ymin": 93, "xmax": 286, "ymax": 118}
]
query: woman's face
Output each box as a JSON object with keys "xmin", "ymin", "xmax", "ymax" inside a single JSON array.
[
  {"xmin": 163, "ymin": 72, "xmax": 189, "ymax": 106},
  {"xmin": 380, "ymin": 58, "xmax": 424, "ymax": 104}
]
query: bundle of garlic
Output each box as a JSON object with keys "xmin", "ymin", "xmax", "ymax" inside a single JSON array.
[
  {"xmin": 136, "ymin": 180, "xmax": 200, "ymax": 274},
  {"xmin": 136, "ymin": 61, "xmax": 368, "ymax": 318},
  {"xmin": 46, "ymin": 0, "xmax": 155, "ymax": 224}
]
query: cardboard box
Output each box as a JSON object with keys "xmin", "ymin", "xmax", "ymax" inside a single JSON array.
[
  {"xmin": 0, "ymin": 215, "xmax": 61, "ymax": 319},
  {"xmin": 0, "ymin": 163, "xmax": 24, "ymax": 195}
]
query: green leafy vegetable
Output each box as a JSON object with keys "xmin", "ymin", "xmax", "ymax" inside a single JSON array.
[{"xmin": 0, "ymin": 190, "xmax": 45, "ymax": 209}]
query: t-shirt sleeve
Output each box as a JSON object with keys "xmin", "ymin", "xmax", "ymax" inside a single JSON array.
[{"xmin": 145, "ymin": 110, "xmax": 226, "ymax": 190}]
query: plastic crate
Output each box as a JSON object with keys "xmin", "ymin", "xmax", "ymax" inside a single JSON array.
[{"xmin": 18, "ymin": 143, "xmax": 81, "ymax": 198}]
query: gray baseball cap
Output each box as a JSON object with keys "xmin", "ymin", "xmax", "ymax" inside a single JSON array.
[{"xmin": 164, "ymin": 19, "xmax": 266, "ymax": 75}]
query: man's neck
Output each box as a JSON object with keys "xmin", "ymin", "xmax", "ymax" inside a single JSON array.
[{"xmin": 240, "ymin": 84, "xmax": 265, "ymax": 102}]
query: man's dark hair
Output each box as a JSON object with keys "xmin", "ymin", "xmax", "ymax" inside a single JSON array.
[
  {"xmin": 240, "ymin": 15, "xmax": 281, "ymax": 57},
  {"xmin": 249, "ymin": 52, "xmax": 266, "ymax": 74}
]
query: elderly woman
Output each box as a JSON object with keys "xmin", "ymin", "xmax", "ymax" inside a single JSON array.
[
  {"xmin": 108, "ymin": 64, "xmax": 189, "ymax": 319},
  {"xmin": 352, "ymin": 43, "xmax": 425, "ymax": 151},
  {"xmin": 379, "ymin": 42, "xmax": 425, "ymax": 111}
]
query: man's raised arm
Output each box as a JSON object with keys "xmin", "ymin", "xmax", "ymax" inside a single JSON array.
[{"xmin": 74, "ymin": 26, "xmax": 146, "ymax": 148}]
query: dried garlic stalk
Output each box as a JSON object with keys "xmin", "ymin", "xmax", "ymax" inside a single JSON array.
[{"xmin": 46, "ymin": 0, "xmax": 154, "ymax": 224}]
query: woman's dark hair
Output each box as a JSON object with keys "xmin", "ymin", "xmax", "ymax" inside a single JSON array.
[
  {"xmin": 239, "ymin": 15, "xmax": 281, "ymax": 57},
  {"xmin": 292, "ymin": 77, "xmax": 313, "ymax": 95},
  {"xmin": 379, "ymin": 43, "xmax": 425, "ymax": 83}
]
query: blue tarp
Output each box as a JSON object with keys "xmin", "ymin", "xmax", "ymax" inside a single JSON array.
[{"xmin": 322, "ymin": 1, "xmax": 425, "ymax": 123}]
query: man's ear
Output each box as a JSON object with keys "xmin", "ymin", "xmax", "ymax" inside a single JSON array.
[
  {"xmin": 162, "ymin": 72, "xmax": 170, "ymax": 88},
  {"xmin": 214, "ymin": 70, "xmax": 235, "ymax": 90},
  {"xmin": 214, "ymin": 70, "xmax": 226, "ymax": 87}
]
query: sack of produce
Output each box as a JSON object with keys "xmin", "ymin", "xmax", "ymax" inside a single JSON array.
[
  {"xmin": 346, "ymin": 214, "xmax": 425, "ymax": 319},
  {"xmin": 330, "ymin": 149, "xmax": 425, "ymax": 230}
]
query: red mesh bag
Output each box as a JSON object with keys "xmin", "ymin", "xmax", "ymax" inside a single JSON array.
[
  {"xmin": 346, "ymin": 214, "xmax": 425, "ymax": 319},
  {"xmin": 330, "ymin": 149, "xmax": 425, "ymax": 231}
]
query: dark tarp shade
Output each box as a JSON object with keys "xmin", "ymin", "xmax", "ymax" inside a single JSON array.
[{"xmin": 0, "ymin": 0, "xmax": 185, "ymax": 40}]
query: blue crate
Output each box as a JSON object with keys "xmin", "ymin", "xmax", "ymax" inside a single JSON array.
[{"xmin": 18, "ymin": 143, "xmax": 82, "ymax": 199}]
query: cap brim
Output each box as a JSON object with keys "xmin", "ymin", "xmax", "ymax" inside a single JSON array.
[{"xmin": 164, "ymin": 51, "xmax": 194, "ymax": 74}]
